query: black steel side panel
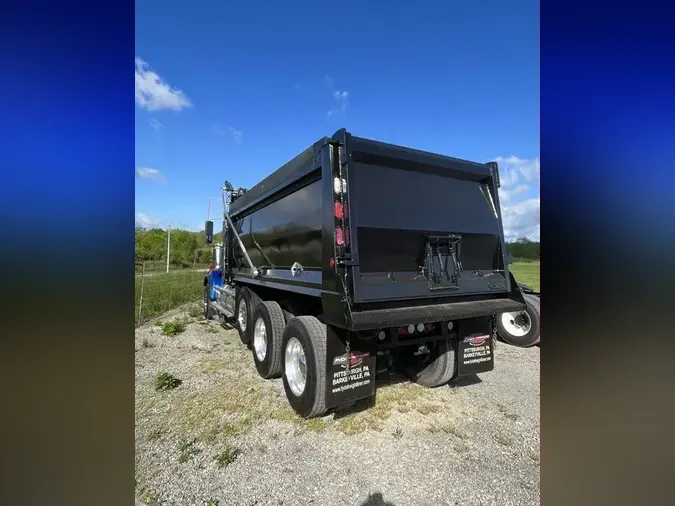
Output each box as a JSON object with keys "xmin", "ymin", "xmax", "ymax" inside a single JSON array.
[
  {"xmin": 349, "ymin": 298, "xmax": 525, "ymax": 331},
  {"xmin": 237, "ymin": 178, "xmax": 323, "ymax": 268}
]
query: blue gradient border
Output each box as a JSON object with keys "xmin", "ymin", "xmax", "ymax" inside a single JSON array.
[
  {"xmin": 1, "ymin": 1, "xmax": 674, "ymax": 505},
  {"xmin": 0, "ymin": 2, "xmax": 135, "ymax": 506}
]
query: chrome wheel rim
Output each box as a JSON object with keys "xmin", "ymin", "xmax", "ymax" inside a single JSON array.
[
  {"xmin": 500, "ymin": 311, "xmax": 531, "ymax": 337},
  {"xmin": 285, "ymin": 337, "xmax": 307, "ymax": 397},
  {"xmin": 237, "ymin": 300, "xmax": 248, "ymax": 332},
  {"xmin": 253, "ymin": 317, "xmax": 267, "ymax": 361}
]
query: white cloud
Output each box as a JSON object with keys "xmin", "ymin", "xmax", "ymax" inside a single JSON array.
[
  {"xmin": 135, "ymin": 167, "xmax": 166, "ymax": 183},
  {"xmin": 491, "ymin": 155, "xmax": 540, "ymax": 241},
  {"xmin": 135, "ymin": 212, "xmax": 164, "ymax": 229},
  {"xmin": 495, "ymin": 155, "xmax": 540, "ymax": 186},
  {"xmin": 149, "ymin": 118, "xmax": 163, "ymax": 130},
  {"xmin": 134, "ymin": 213, "xmax": 199, "ymax": 232},
  {"xmin": 213, "ymin": 123, "xmax": 243, "ymax": 142},
  {"xmin": 327, "ymin": 90, "xmax": 349, "ymax": 119},
  {"xmin": 498, "ymin": 187, "xmax": 510, "ymax": 203},
  {"xmin": 501, "ymin": 197, "xmax": 540, "ymax": 242},
  {"xmin": 325, "ymin": 75, "xmax": 349, "ymax": 119},
  {"xmin": 227, "ymin": 126, "xmax": 243, "ymax": 142},
  {"xmin": 135, "ymin": 57, "xmax": 192, "ymax": 111}
]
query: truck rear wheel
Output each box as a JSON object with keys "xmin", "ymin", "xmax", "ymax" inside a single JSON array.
[
  {"xmin": 496, "ymin": 293, "xmax": 540, "ymax": 348},
  {"xmin": 406, "ymin": 339, "xmax": 456, "ymax": 388},
  {"xmin": 251, "ymin": 301, "xmax": 286, "ymax": 379},
  {"xmin": 234, "ymin": 287, "xmax": 261, "ymax": 346},
  {"xmin": 281, "ymin": 316, "xmax": 328, "ymax": 418}
]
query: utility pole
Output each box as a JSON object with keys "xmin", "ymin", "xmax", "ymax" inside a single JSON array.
[{"xmin": 166, "ymin": 222, "xmax": 171, "ymax": 273}]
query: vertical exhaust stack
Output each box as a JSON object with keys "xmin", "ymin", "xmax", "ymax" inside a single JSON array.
[{"xmin": 213, "ymin": 243, "xmax": 223, "ymax": 270}]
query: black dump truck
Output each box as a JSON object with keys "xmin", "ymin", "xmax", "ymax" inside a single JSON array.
[{"xmin": 203, "ymin": 129, "xmax": 526, "ymax": 418}]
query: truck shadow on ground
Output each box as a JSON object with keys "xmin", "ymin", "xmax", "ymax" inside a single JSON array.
[
  {"xmin": 447, "ymin": 373, "xmax": 482, "ymax": 388},
  {"xmin": 360, "ymin": 492, "xmax": 395, "ymax": 506},
  {"xmin": 218, "ymin": 320, "xmax": 236, "ymax": 330}
]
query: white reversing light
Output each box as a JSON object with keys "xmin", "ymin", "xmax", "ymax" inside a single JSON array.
[
  {"xmin": 378, "ymin": 331, "xmax": 386, "ymax": 340},
  {"xmin": 447, "ymin": 321, "xmax": 454, "ymax": 331},
  {"xmin": 333, "ymin": 177, "xmax": 347, "ymax": 194},
  {"xmin": 407, "ymin": 324, "xmax": 415, "ymax": 334},
  {"xmin": 417, "ymin": 323, "xmax": 425, "ymax": 333},
  {"xmin": 333, "ymin": 177, "xmax": 342, "ymax": 194}
]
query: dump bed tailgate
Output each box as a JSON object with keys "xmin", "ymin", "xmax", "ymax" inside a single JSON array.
[{"xmin": 347, "ymin": 135, "xmax": 511, "ymax": 304}]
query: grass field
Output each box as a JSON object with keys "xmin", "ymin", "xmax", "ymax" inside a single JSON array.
[
  {"xmin": 135, "ymin": 270, "xmax": 205, "ymax": 326},
  {"xmin": 510, "ymin": 261, "xmax": 540, "ymax": 292}
]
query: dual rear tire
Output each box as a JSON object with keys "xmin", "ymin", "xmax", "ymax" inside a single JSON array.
[
  {"xmin": 405, "ymin": 339, "xmax": 457, "ymax": 388},
  {"xmin": 234, "ymin": 288, "xmax": 327, "ymax": 418},
  {"xmin": 281, "ymin": 316, "xmax": 327, "ymax": 418},
  {"xmin": 251, "ymin": 300, "xmax": 285, "ymax": 379},
  {"xmin": 234, "ymin": 289, "xmax": 466, "ymax": 416},
  {"xmin": 234, "ymin": 287, "xmax": 262, "ymax": 346}
]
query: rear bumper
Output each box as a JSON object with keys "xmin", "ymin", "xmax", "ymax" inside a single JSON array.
[{"xmin": 348, "ymin": 298, "xmax": 526, "ymax": 331}]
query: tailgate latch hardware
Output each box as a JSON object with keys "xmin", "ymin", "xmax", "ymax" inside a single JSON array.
[{"xmin": 424, "ymin": 234, "xmax": 463, "ymax": 291}]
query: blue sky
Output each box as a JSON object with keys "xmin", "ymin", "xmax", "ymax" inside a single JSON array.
[{"xmin": 135, "ymin": 0, "xmax": 539, "ymax": 241}]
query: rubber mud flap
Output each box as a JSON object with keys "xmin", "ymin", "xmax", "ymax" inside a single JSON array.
[
  {"xmin": 456, "ymin": 317, "xmax": 495, "ymax": 376},
  {"xmin": 324, "ymin": 326, "xmax": 376, "ymax": 410}
]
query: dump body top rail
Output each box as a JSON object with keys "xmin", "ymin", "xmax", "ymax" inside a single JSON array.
[
  {"xmin": 348, "ymin": 134, "xmax": 497, "ymax": 185},
  {"xmin": 229, "ymin": 138, "xmax": 328, "ymax": 217}
]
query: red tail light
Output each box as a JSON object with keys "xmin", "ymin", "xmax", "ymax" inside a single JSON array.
[
  {"xmin": 398, "ymin": 327, "xmax": 406, "ymax": 336},
  {"xmin": 336, "ymin": 228, "xmax": 345, "ymax": 246},
  {"xmin": 334, "ymin": 202, "xmax": 344, "ymax": 219},
  {"xmin": 426, "ymin": 323, "xmax": 435, "ymax": 331}
]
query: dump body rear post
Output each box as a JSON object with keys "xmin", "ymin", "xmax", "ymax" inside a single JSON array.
[{"xmin": 202, "ymin": 129, "xmax": 526, "ymax": 418}]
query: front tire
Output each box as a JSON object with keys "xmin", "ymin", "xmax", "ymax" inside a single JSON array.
[
  {"xmin": 405, "ymin": 339, "xmax": 456, "ymax": 388},
  {"xmin": 203, "ymin": 286, "xmax": 213, "ymax": 320},
  {"xmin": 496, "ymin": 293, "xmax": 540, "ymax": 348},
  {"xmin": 281, "ymin": 316, "xmax": 328, "ymax": 418},
  {"xmin": 251, "ymin": 301, "xmax": 286, "ymax": 379}
]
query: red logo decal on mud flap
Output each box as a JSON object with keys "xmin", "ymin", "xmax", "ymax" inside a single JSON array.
[
  {"xmin": 334, "ymin": 351, "xmax": 370, "ymax": 369},
  {"xmin": 469, "ymin": 335, "xmax": 489, "ymax": 347},
  {"xmin": 348, "ymin": 351, "xmax": 369, "ymax": 367}
]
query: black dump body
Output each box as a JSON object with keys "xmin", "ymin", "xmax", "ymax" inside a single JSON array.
[{"xmin": 226, "ymin": 129, "xmax": 525, "ymax": 330}]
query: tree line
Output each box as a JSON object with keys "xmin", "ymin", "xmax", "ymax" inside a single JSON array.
[
  {"xmin": 135, "ymin": 227, "xmax": 217, "ymax": 268},
  {"xmin": 505, "ymin": 237, "xmax": 540, "ymax": 262},
  {"xmin": 135, "ymin": 227, "xmax": 540, "ymax": 267}
]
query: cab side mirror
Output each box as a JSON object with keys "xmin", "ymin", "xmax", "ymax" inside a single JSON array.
[{"xmin": 205, "ymin": 220, "xmax": 214, "ymax": 244}]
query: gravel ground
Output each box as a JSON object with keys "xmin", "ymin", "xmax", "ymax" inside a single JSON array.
[{"xmin": 136, "ymin": 306, "xmax": 540, "ymax": 506}]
